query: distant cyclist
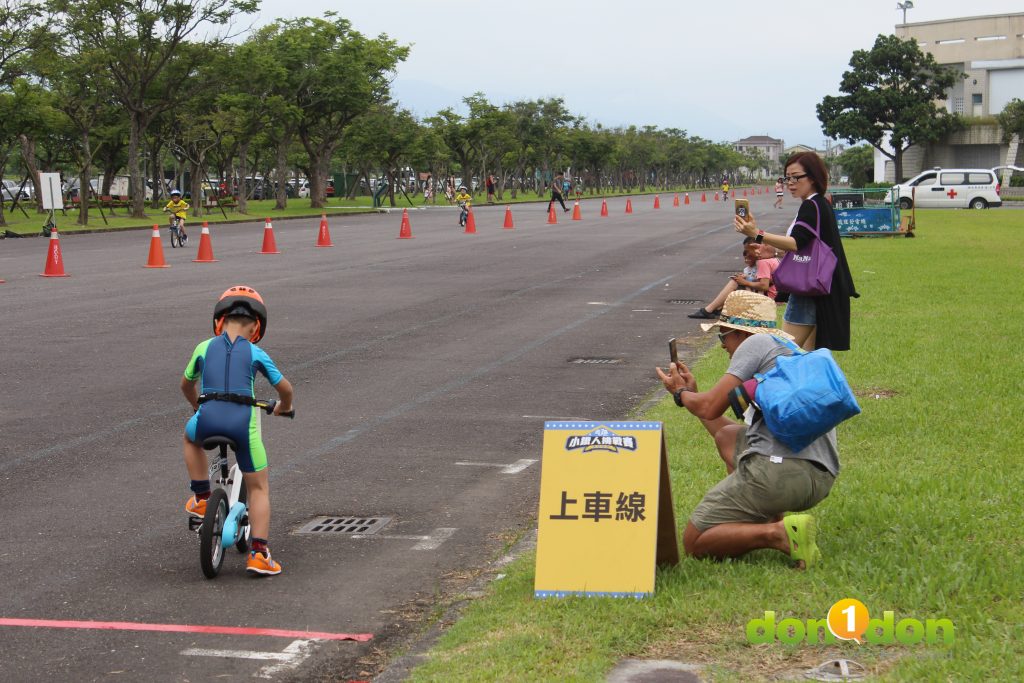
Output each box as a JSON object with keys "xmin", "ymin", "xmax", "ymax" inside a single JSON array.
[
  {"xmin": 455, "ymin": 185, "xmax": 472, "ymax": 227},
  {"xmin": 163, "ymin": 189, "xmax": 190, "ymax": 244},
  {"xmin": 181, "ymin": 286, "xmax": 295, "ymax": 576}
]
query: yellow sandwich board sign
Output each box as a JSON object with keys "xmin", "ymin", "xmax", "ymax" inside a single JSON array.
[{"xmin": 534, "ymin": 421, "xmax": 679, "ymax": 599}]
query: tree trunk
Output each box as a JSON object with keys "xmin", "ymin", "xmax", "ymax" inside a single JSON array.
[
  {"xmin": 274, "ymin": 136, "xmax": 289, "ymax": 210},
  {"xmin": 77, "ymin": 131, "xmax": 92, "ymax": 226},
  {"xmin": 237, "ymin": 139, "xmax": 250, "ymax": 214},
  {"xmin": 19, "ymin": 134, "xmax": 43, "ymax": 213},
  {"xmin": 149, "ymin": 140, "xmax": 164, "ymax": 208},
  {"xmin": 190, "ymin": 160, "xmax": 203, "ymax": 217},
  {"xmin": 308, "ymin": 153, "xmax": 332, "ymax": 209},
  {"xmin": 128, "ymin": 111, "xmax": 148, "ymax": 218}
]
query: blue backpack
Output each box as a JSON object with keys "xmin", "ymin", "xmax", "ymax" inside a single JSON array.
[{"xmin": 745, "ymin": 336, "xmax": 861, "ymax": 453}]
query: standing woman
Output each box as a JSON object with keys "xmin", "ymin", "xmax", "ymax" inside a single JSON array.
[{"xmin": 734, "ymin": 152, "xmax": 858, "ymax": 351}]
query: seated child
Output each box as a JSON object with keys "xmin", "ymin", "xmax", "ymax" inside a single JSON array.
[{"xmin": 688, "ymin": 240, "xmax": 767, "ymax": 319}]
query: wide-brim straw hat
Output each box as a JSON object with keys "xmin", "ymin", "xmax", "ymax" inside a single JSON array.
[{"xmin": 699, "ymin": 290, "xmax": 794, "ymax": 340}]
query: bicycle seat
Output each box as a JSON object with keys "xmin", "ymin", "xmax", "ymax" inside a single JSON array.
[{"xmin": 201, "ymin": 436, "xmax": 238, "ymax": 451}]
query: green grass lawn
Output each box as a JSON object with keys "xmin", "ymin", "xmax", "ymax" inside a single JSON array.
[
  {"xmin": 404, "ymin": 210, "xmax": 1024, "ymax": 682},
  {"xmin": 0, "ymin": 185, "xmax": 753, "ymax": 236}
]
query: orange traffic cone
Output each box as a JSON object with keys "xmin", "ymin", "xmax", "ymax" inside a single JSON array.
[
  {"xmin": 743, "ymin": 189, "xmax": 747, "ymax": 197},
  {"xmin": 572, "ymin": 201, "xmax": 582, "ymax": 220},
  {"xmin": 40, "ymin": 225, "xmax": 70, "ymax": 277},
  {"xmin": 547, "ymin": 203, "xmax": 558, "ymax": 224},
  {"xmin": 260, "ymin": 218, "xmax": 281, "ymax": 254},
  {"xmin": 714, "ymin": 192, "xmax": 719, "ymax": 201},
  {"xmin": 464, "ymin": 207, "xmax": 477, "ymax": 234},
  {"xmin": 398, "ymin": 208, "xmax": 413, "ymax": 238},
  {"xmin": 654, "ymin": 195, "xmax": 661, "ymax": 209},
  {"xmin": 316, "ymin": 213, "xmax": 334, "ymax": 247},
  {"xmin": 193, "ymin": 222, "xmax": 218, "ymax": 262},
  {"xmin": 503, "ymin": 205, "xmax": 514, "ymax": 229},
  {"xmin": 144, "ymin": 225, "xmax": 170, "ymax": 268},
  {"xmin": 701, "ymin": 192, "xmax": 707, "ymax": 203},
  {"xmin": 673, "ymin": 193, "xmax": 680, "ymax": 207},
  {"xmin": 600, "ymin": 199, "xmax": 609, "ymax": 216},
  {"xmin": 625, "ymin": 198, "xmax": 633, "ymax": 214},
  {"xmin": 684, "ymin": 193, "xmax": 691, "ymax": 205},
  {"xmin": 732, "ymin": 191, "xmax": 736, "ymax": 199}
]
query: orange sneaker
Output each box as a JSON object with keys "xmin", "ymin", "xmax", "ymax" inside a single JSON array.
[
  {"xmin": 185, "ymin": 495, "xmax": 207, "ymax": 518},
  {"xmin": 246, "ymin": 550, "xmax": 283, "ymax": 576}
]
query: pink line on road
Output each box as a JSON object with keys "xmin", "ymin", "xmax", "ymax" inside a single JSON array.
[{"xmin": 0, "ymin": 617, "xmax": 373, "ymax": 642}]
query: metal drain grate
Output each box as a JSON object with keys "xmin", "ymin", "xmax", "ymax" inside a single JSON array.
[
  {"xmin": 296, "ymin": 516, "xmax": 392, "ymax": 535},
  {"xmin": 668, "ymin": 299, "xmax": 701, "ymax": 305},
  {"xmin": 569, "ymin": 357, "xmax": 624, "ymax": 364}
]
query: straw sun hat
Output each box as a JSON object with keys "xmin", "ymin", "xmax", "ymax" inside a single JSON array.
[{"xmin": 699, "ymin": 290, "xmax": 794, "ymax": 340}]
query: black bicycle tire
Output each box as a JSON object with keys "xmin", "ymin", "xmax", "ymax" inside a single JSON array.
[
  {"xmin": 170, "ymin": 228, "xmax": 178, "ymax": 248},
  {"xmin": 235, "ymin": 477, "xmax": 250, "ymax": 553},
  {"xmin": 199, "ymin": 488, "xmax": 229, "ymax": 579}
]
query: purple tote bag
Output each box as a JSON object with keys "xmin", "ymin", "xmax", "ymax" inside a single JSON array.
[{"xmin": 774, "ymin": 201, "xmax": 837, "ymax": 296}]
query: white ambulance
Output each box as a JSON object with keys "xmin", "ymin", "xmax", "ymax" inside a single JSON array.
[{"xmin": 887, "ymin": 166, "xmax": 1021, "ymax": 210}]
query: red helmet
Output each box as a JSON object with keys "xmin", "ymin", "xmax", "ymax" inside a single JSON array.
[{"xmin": 213, "ymin": 285, "xmax": 268, "ymax": 343}]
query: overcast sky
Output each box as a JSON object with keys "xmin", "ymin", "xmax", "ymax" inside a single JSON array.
[{"xmin": 251, "ymin": 1, "xmax": 1022, "ymax": 148}]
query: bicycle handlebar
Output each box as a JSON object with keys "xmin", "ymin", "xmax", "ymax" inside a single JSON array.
[{"xmin": 256, "ymin": 399, "xmax": 295, "ymax": 419}]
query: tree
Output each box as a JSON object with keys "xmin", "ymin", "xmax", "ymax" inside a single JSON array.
[
  {"xmin": 1, "ymin": 0, "xmax": 46, "ymax": 87},
  {"xmin": 833, "ymin": 145, "xmax": 874, "ymax": 187},
  {"xmin": 257, "ymin": 15, "xmax": 407, "ymax": 208},
  {"xmin": 817, "ymin": 34, "xmax": 963, "ymax": 182},
  {"xmin": 51, "ymin": 0, "xmax": 259, "ymax": 218},
  {"xmin": 996, "ymin": 98, "xmax": 1024, "ymax": 142}
]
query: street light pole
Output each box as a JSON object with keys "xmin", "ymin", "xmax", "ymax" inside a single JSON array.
[{"xmin": 896, "ymin": 1, "xmax": 914, "ymax": 25}]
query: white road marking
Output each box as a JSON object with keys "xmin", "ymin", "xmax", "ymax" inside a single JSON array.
[
  {"xmin": 348, "ymin": 528, "xmax": 458, "ymax": 550},
  {"xmin": 412, "ymin": 527, "xmax": 457, "ymax": 551},
  {"xmin": 455, "ymin": 458, "xmax": 537, "ymax": 474},
  {"xmin": 181, "ymin": 639, "xmax": 316, "ymax": 679}
]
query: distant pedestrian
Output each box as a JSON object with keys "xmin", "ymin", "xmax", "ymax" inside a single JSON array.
[
  {"xmin": 423, "ymin": 174, "xmax": 433, "ymax": 203},
  {"xmin": 549, "ymin": 172, "xmax": 569, "ymax": 213},
  {"xmin": 486, "ymin": 174, "xmax": 496, "ymax": 204},
  {"xmin": 774, "ymin": 177, "xmax": 784, "ymax": 209}
]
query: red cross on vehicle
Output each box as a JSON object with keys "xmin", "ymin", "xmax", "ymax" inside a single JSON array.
[{"xmin": 947, "ymin": 188, "xmax": 957, "ymax": 199}]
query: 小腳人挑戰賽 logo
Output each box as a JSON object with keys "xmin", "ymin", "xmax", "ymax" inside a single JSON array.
[
  {"xmin": 746, "ymin": 599, "xmax": 954, "ymax": 645},
  {"xmin": 564, "ymin": 426, "xmax": 638, "ymax": 454}
]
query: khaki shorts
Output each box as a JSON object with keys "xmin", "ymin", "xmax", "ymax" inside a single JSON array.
[{"xmin": 690, "ymin": 434, "xmax": 835, "ymax": 532}]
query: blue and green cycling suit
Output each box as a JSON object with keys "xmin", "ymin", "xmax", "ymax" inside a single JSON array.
[{"xmin": 184, "ymin": 333, "xmax": 283, "ymax": 473}]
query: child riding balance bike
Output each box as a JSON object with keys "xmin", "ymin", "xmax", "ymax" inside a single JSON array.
[
  {"xmin": 181, "ymin": 286, "xmax": 295, "ymax": 576},
  {"xmin": 163, "ymin": 189, "xmax": 190, "ymax": 247}
]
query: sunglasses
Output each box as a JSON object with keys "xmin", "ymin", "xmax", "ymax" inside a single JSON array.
[
  {"xmin": 784, "ymin": 173, "xmax": 808, "ymax": 184},
  {"xmin": 717, "ymin": 328, "xmax": 738, "ymax": 344}
]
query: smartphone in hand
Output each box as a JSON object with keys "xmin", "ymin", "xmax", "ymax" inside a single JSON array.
[
  {"xmin": 668, "ymin": 338, "xmax": 679, "ymax": 366},
  {"xmin": 734, "ymin": 198, "xmax": 750, "ymax": 219}
]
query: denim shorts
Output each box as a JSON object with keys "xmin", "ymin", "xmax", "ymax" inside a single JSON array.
[{"xmin": 784, "ymin": 294, "xmax": 817, "ymax": 326}]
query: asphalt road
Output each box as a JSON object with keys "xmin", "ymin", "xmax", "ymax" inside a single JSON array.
[{"xmin": 0, "ymin": 190, "xmax": 787, "ymax": 681}]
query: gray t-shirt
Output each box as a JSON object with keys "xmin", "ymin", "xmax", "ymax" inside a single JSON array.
[{"xmin": 726, "ymin": 333, "xmax": 841, "ymax": 476}]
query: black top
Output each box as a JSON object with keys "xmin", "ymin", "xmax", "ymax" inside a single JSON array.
[{"xmin": 789, "ymin": 194, "xmax": 859, "ymax": 351}]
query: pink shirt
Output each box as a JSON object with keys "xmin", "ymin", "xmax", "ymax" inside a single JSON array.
[{"xmin": 756, "ymin": 258, "xmax": 780, "ymax": 300}]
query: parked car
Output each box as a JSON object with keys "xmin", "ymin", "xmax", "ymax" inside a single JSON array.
[
  {"xmin": 884, "ymin": 167, "xmax": 1016, "ymax": 210},
  {"xmin": 2, "ymin": 179, "xmax": 31, "ymax": 201}
]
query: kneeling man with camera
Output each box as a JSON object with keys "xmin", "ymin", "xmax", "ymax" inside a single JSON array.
[{"xmin": 657, "ymin": 290, "xmax": 839, "ymax": 568}]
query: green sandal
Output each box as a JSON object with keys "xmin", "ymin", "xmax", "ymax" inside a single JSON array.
[{"xmin": 784, "ymin": 514, "xmax": 820, "ymax": 568}]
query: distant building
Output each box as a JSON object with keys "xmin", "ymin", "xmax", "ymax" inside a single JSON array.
[
  {"xmin": 896, "ymin": 12, "xmax": 1024, "ymax": 118},
  {"xmin": 734, "ymin": 136, "xmax": 785, "ymax": 163},
  {"xmin": 875, "ymin": 12, "xmax": 1024, "ymax": 182}
]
